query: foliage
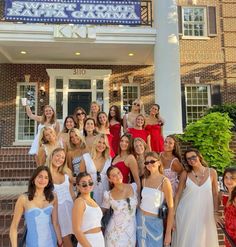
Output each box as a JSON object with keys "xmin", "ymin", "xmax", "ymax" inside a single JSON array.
[
  {"xmin": 179, "ymin": 112, "xmax": 234, "ymax": 173},
  {"xmin": 205, "ymin": 104, "xmax": 236, "ymax": 131}
]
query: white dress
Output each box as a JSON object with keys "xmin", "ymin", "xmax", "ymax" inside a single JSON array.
[
  {"xmin": 53, "ymin": 174, "xmax": 73, "ymax": 237},
  {"xmin": 83, "ymin": 153, "xmax": 111, "ymax": 206},
  {"xmin": 171, "ymin": 170, "xmax": 219, "ymax": 247},
  {"xmin": 102, "ymin": 183, "xmax": 138, "ymax": 247},
  {"xmin": 29, "ymin": 123, "xmax": 45, "ymax": 155}
]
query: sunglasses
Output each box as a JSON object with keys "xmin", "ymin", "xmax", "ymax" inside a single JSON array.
[
  {"xmin": 79, "ymin": 181, "xmax": 94, "ymax": 188},
  {"xmin": 97, "ymin": 171, "xmax": 102, "ymax": 183},
  {"xmin": 133, "ymin": 102, "xmax": 140, "ymax": 107},
  {"xmin": 126, "ymin": 197, "xmax": 131, "ymax": 211},
  {"xmin": 77, "ymin": 112, "xmax": 85, "ymax": 116},
  {"xmin": 186, "ymin": 155, "xmax": 198, "ymax": 162},
  {"xmin": 144, "ymin": 160, "xmax": 158, "ymax": 166}
]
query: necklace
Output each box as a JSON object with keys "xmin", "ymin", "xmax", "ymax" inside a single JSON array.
[{"xmin": 192, "ymin": 167, "xmax": 205, "ymax": 184}]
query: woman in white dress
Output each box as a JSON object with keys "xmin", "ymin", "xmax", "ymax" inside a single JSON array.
[
  {"xmin": 172, "ymin": 148, "xmax": 220, "ymax": 247},
  {"xmin": 80, "ymin": 134, "xmax": 111, "ymax": 206},
  {"xmin": 23, "ymin": 104, "xmax": 60, "ymax": 165},
  {"xmin": 49, "ymin": 148, "xmax": 75, "ymax": 247},
  {"xmin": 102, "ymin": 166, "xmax": 138, "ymax": 247}
]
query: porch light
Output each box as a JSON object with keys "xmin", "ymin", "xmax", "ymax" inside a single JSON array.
[
  {"xmin": 39, "ymin": 82, "xmax": 46, "ymax": 96},
  {"xmin": 112, "ymin": 82, "xmax": 119, "ymax": 97},
  {"xmin": 75, "ymin": 52, "xmax": 81, "ymax": 56},
  {"xmin": 20, "ymin": 51, "xmax": 27, "ymax": 54},
  {"xmin": 128, "ymin": 53, "xmax": 134, "ymax": 57}
]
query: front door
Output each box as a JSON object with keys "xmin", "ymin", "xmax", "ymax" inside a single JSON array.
[{"xmin": 68, "ymin": 92, "xmax": 92, "ymax": 115}]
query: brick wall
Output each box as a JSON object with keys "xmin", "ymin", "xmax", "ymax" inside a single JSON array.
[{"xmin": 0, "ymin": 64, "xmax": 154, "ymax": 146}]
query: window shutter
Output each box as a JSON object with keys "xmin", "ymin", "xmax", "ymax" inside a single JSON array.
[
  {"xmin": 211, "ymin": 85, "xmax": 221, "ymax": 106},
  {"xmin": 181, "ymin": 85, "xmax": 187, "ymax": 129},
  {"xmin": 207, "ymin": 6, "xmax": 217, "ymax": 37},
  {"xmin": 178, "ymin": 6, "xmax": 183, "ymax": 35}
]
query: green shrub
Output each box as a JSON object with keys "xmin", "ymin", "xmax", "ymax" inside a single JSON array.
[
  {"xmin": 205, "ymin": 104, "xmax": 236, "ymax": 131},
  {"xmin": 179, "ymin": 112, "xmax": 234, "ymax": 173}
]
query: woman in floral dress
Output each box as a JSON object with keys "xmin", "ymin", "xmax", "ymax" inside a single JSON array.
[{"xmin": 102, "ymin": 166, "xmax": 138, "ymax": 247}]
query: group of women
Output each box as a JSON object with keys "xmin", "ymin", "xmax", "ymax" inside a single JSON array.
[{"xmin": 9, "ymin": 99, "xmax": 236, "ymax": 247}]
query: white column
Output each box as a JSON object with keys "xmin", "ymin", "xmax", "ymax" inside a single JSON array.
[{"xmin": 154, "ymin": 0, "xmax": 183, "ymax": 136}]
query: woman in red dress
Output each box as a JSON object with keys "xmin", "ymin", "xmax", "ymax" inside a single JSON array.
[
  {"xmin": 222, "ymin": 167, "xmax": 236, "ymax": 247},
  {"xmin": 108, "ymin": 105, "xmax": 122, "ymax": 155},
  {"xmin": 145, "ymin": 104, "xmax": 164, "ymax": 153},
  {"xmin": 112, "ymin": 133, "xmax": 140, "ymax": 196},
  {"xmin": 127, "ymin": 114, "xmax": 151, "ymax": 151}
]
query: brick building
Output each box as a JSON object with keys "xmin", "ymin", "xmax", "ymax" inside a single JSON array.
[{"xmin": 0, "ymin": 1, "xmax": 234, "ymax": 246}]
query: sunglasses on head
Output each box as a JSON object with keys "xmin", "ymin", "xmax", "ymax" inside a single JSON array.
[
  {"xmin": 77, "ymin": 112, "xmax": 85, "ymax": 116},
  {"xmin": 144, "ymin": 160, "xmax": 158, "ymax": 166},
  {"xmin": 186, "ymin": 155, "xmax": 198, "ymax": 162},
  {"xmin": 79, "ymin": 181, "xmax": 94, "ymax": 188},
  {"xmin": 97, "ymin": 171, "xmax": 102, "ymax": 183},
  {"xmin": 133, "ymin": 102, "xmax": 140, "ymax": 107}
]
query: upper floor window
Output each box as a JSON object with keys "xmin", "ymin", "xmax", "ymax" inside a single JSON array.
[
  {"xmin": 178, "ymin": 6, "xmax": 217, "ymax": 38},
  {"xmin": 122, "ymin": 84, "xmax": 140, "ymax": 114},
  {"xmin": 183, "ymin": 7, "xmax": 206, "ymax": 37}
]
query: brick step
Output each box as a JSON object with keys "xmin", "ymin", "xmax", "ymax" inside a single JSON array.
[
  {"xmin": 0, "ymin": 210, "xmax": 24, "ymax": 229},
  {"xmin": 0, "ymin": 194, "xmax": 19, "ymax": 211},
  {"xmin": 0, "ymin": 168, "xmax": 36, "ymax": 181},
  {"xmin": 0, "ymin": 147, "xmax": 31, "ymax": 156},
  {"xmin": 0, "ymin": 155, "xmax": 34, "ymax": 162},
  {"xmin": 0, "ymin": 226, "xmax": 25, "ymax": 247},
  {"xmin": 0, "ymin": 161, "xmax": 36, "ymax": 169}
]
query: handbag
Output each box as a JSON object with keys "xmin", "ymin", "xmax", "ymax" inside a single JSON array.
[
  {"xmin": 101, "ymin": 207, "xmax": 113, "ymax": 229},
  {"xmin": 18, "ymin": 226, "xmax": 27, "ymax": 247},
  {"xmin": 158, "ymin": 177, "xmax": 168, "ymax": 220}
]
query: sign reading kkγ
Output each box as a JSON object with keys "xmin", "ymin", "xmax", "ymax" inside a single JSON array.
[{"xmin": 4, "ymin": 0, "xmax": 141, "ymax": 25}]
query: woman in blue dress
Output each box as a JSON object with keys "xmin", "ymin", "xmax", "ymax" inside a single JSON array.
[{"xmin": 10, "ymin": 166, "xmax": 63, "ymax": 247}]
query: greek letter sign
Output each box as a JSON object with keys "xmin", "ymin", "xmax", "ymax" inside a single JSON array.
[{"xmin": 4, "ymin": 0, "xmax": 141, "ymax": 25}]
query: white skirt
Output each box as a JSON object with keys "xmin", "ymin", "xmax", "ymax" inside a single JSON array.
[{"xmin": 77, "ymin": 232, "xmax": 105, "ymax": 247}]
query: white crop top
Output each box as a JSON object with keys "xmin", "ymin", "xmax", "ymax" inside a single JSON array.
[
  {"xmin": 81, "ymin": 201, "xmax": 103, "ymax": 232},
  {"xmin": 140, "ymin": 178, "xmax": 165, "ymax": 215}
]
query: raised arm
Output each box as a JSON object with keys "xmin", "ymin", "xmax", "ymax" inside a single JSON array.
[
  {"xmin": 25, "ymin": 105, "xmax": 41, "ymax": 122},
  {"xmin": 9, "ymin": 195, "xmax": 25, "ymax": 247},
  {"xmin": 72, "ymin": 198, "xmax": 92, "ymax": 247}
]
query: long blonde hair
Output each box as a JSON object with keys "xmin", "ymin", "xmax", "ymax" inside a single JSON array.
[
  {"xmin": 131, "ymin": 99, "xmax": 145, "ymax": 115},
  {"xmin": 90, "ymin": 134, "xmax": 110, "ymax": 160},
  {"xmin": 38, "ymin": 126, "xmax": 56, "ymax": 146},
  {"xmin": 68, "ymin": 128, "xmax": 86, "ymax": 150},
  {"xmin": 41, "ymin": 105, "xmax": 57, "ymax": 124},
  {"xmin": 48, "ymin": 148, "xmax": 70, "ymax": 175},
  {"xmin": 89, "ymin": 101, "xmax": 101, "ymax": 119}
]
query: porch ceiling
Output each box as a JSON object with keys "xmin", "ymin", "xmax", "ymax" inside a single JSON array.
[{"xmin": 0, "ymin": 41, "xmax": 154, "ymax": 65}]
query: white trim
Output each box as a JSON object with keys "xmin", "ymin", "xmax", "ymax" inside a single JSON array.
[
  {"xmin": 182, "ymin": 6, "xmax": 208, "ymax": 38},
  {"xmin": 47, "ymin": 69, "xmax": 111, "ymax": 122},
  {"xmin": 15, "ymin": 82, "xmax": 37, "ymax": 144},
  {"xmin": 121, "ymin": 83, "xmax": 140, "ymax": 116}
]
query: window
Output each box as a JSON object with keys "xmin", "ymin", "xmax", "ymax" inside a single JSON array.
[
  {"xmin": 16, "ymin": 84, "xmax": 37, "ymax": 142},
  {"xmin": 178, "ymin": 6, "xmax": 217, "ymax": 38},
  {"xmin": 183, "ymin": 7, "xmax": 206, "ymax": 37},
  {"xmin": 122, "ymin": 84, "xmax": 140, "ymax": 113},
  {"xmin": 185, "ymin": 85, "xmax": 211, "ymax": 123}
]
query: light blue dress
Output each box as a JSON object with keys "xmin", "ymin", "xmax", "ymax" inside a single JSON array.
[{"xmin": 24, "ymin": 205, "xmax": 57, "ymax": 247}]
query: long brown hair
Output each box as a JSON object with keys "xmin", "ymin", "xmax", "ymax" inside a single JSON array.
[
  {"xmin": 41, "ymin": 105, "xmax": 57, "ymax": 124},
  {"xmin": 143, "ymin": 152, "xmax": 163, "ymax": 178},
  {"xmin": 117, "ymin": 133, "xmax": 133, "ymax": 155},
  {"xmin": 166, "ymin": 135, "xmax": 182, "ymax": 162},
  {"xmin": 28, "ymin": 166, "xmax": 54, "ymax": 202},
  {"xmin": 184, "ymin": 148, "xmax": 208, "ymax": 172}
]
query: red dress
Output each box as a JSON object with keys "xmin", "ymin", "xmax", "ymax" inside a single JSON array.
[
  {"xmin": 109, "ymin": 123, "xmax": 121, "ymax": 155},
  {"xmin": 127, "ymin": 128, "xmax": 149, "ymax": 143},
  {"xmin": 107, "ymin": 133, "xmax": 115, "ymax": 158},
  {"xmin": 145, "ymin": 124, "xmax": 164, "ymax": 153},
  {"xmin": 222, "ymin": 194, "xmax": 236, "ymax": 247},
  {"xmin": 113, "ymin": 161, "xmax": 130, "ymax": 183}
]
